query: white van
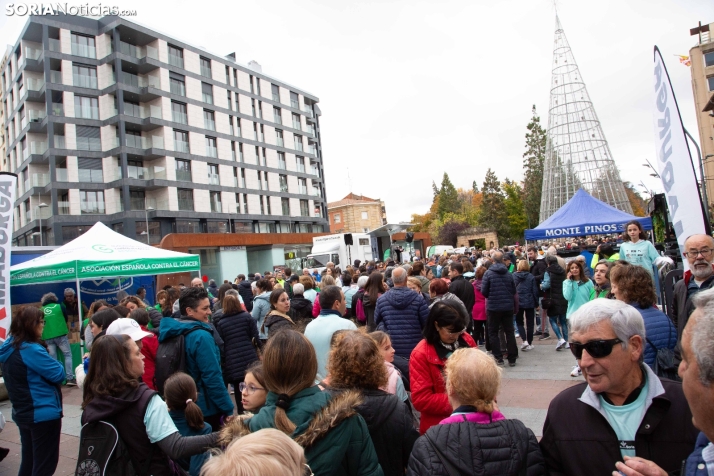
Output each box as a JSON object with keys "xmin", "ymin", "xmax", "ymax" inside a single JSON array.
[
  {"xmin": 426, "ymin": 245, "xmax": 455, "ymax": 258},
  {"xmin": 304, "ymin": 233, "xmax": 373, "ymax": 273}
]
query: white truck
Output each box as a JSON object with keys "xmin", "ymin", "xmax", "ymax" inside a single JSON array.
[{"xmin": 303, "ymin": 233, "xmax": 373, "ymax": 273}]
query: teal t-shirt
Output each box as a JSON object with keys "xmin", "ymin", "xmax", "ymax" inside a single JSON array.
[
  {"xmin": 619, "ymin": 240, "xmax": 660, "ymax": 276},
  {"xmin": 143, "ymin": 394, "xmax": 178, "ymax": 443},
  {"xmin": 598, "ymin": 377, "xmax": 649, "ymax": 459}
]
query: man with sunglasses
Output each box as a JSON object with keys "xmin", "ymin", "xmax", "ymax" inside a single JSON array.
[
  {"xmin": 540, "ymin": 299, "xmax": 697, "ymax": 475},
  {"xmin": 672, "ymin": 235, "xmax": 714, "ymax": 361}
]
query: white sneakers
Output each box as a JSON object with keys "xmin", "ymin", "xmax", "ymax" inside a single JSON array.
[
  {"xmin": 520, "ymin": 342, "xmax": 529, "ymax": 350},
  {"xmin": 570, "ymin": 365, "xmax": 582, "ymax": 377},
  {"xmin": 555, "ymin": 339, "xmax": 566, "ymax": 351},
  {"xmin": 524, "ymin": 344, "xmax": 534, "ymax": 351}
]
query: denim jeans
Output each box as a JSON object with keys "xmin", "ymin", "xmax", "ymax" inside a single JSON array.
[
  {"xmin": 45, "ymin": 335, "xmax": 74, "ymax": 380},
  {"xmin": 549, "ymin": 315, "xmax": 568, "ymax": 342}
]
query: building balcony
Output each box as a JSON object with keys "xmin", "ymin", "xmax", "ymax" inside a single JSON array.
[
  {"xmin": 21, "ymin": 110, "xmax": 46, "ymax": 128},
  {"xmin": 119, "ymin": 42, "xmax": 159, "ymax": 60},
  {"xmin": 54, "ymin": 135, "xmax": 66, "ymax": 149},
  {"xmin": 48, "ymin": 39, "xmax": 61, "ymax": 53},
  {"xmin": 172, "ymin": 111, "xmax": 188, "ymax": 125},
  {"xmin": 81, "ymin": 202, "xmax": 105, "ymax": 215},
  {"xmin": 174, "ymin": 141, "xmax": 189, "ymax": 153},
  {"xmin": 73, "ymin": 74, "xmax": 97, "ymax": 89},
  {"xmin": 51, "ymin": 103, "xmax": 64, "ymax": 116},
  {"xmin": 50, "ymin": 71, "xmax": 63, "ymax": 84},
  {"xmin": 24, "ymin": 173, "xmax": 49, "ymax": 191},
  {"xmin": 168, "ymin": 54, "xmax": 184, "ymax": 69},
  {"xmin": 206, "ymin": 146, "xmax": 217, "ymax": 158},
  {"xmin": 121, "ymin": 72, "xmax": 160, "ymax": 89},
  {"xmin": 122, "ymin": 165, "xmax": 167, "ymax": 180},
  {"xmin": 125, "ymin": 135, "xmax": 164, "ymax": 150},
  {"xmin": 76, "ymin": 137, "xmax": 101, "ymax": 151},
  {"xmin": 74, "ymin": 106, "xmax": 99, "ymax": 120},
  {"xmin": 56, "ymin": 168, "xmax": 68, "ymax": 182},
  {"xmin": 71, "ymin": 43, "xmax": 96, "ymax": 59},
  {"xmin": 303, "ymin": 107, "xmax": 313, "ymax": 118},
  {"xmin": 77, "ymin": 169, "xmax": 103, "ymax": 183},
  {"xmin": 178, "ymin": 199, "xmax": 194, "ymax": 211},
  {"xmin": 175, "ymin": 170, "xmax": 192, "ymax": 182},
  {"xmin": 208, "ymin": 173, "xmax": 220, "ymax": 185},
  {"xmin": 124, "ymin": 104, "xmax": 162, "ymax": 120},
  {"xmin": 23, "ymin": 141, "xmax": 47, "ymax": 159},
  {"xmin": 291, "ymin": 100, "xmax": 299, "ymax": 109},
  {"xmin": 58, "ymin": 201, "xmax": 71, "ymax": 215}
]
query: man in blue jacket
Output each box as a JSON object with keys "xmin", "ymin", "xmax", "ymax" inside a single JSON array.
[
  {"xmin": 481, "ymin": 251, "xmax": 518, "ymax": 367},
  {"xmin": 374, "ymin": 267, "xmax": 429, "ymax": 359},
  {"xmin": 159, "ymin": 287, "xmax": 233, "ymax": 430}
]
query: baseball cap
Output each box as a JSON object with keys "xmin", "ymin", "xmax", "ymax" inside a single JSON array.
[{"xmin": 106, "ymin": 318, "xmax": 153, "ymax": 341}]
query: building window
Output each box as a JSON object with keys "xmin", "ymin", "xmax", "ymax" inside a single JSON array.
[
  {"xmin": 259, "ymin": 124, "xmax": 265, "ymax": 142},
  {"xmin": 172, "ymin": 101, "xmax": 187, "ymax": 124},
  {"xmin": 178, "ymin": 188, "xmax": 194, "ymax": 211},
  {"xmin": 76, "ymin": 125, "xmax": 101, "ymax": 151},
  {"xmin": 253, "ymin": 123, "xmax": 258, "ymax": 141},
  {"xmin": 272, "ymin": 84, "xmax": 280, "ymax": 102},
  {"xmin": 238, "ymin": 143, "xmax": 244, "ymax": 162},
  {"xmin": 71, "ymin": 33, "xmax": 96, "ymax": 58},
  {"xmin": 175, "ymin": 220, "xmax": 200, "ymax": 233},
  {"xmin": 208, "ymin": 163, "xmax": 219, "ymax": 184},
  {"xmin": 169, "ymin": 72, "xmax": 186, "ymax": 96},
  {"xmin": 236, "ymin": 117, "xmax": 241, "ymax": 136},
  {"xmin": 74, "ymin": 96, "xmax": 98, "ymax": 119},
  {"xmin": 80, "ymin": 190, "xmax": 105, "ymax": 214},
  {"xmin": 168, "ymin": 44, "xmax": 184, "ymax": 68},
  {"xmin": 334, "ymin": 213, "xmax": 341, "ymax": 223},
  {"xmin": 174, "ymin": 129, "xmax": 189, "ymax": 153},
  {"xmin": 290, "ymin": 91, "xmax": 299, "ymax": 109},
  {"xmin": 273, "ymin": 107, "xmax": 282, "ymax": 124},
  {"xmin": 296, "ymin": 156, "xmax": 305, "ymax": 173},
  {"xmin": 294, "ymin": 135, "xmax": 303, "ymax": 151},
  {"xmin": 176, "ymin": 159, "xmax": 191, "ymax": 181},
  {"xmin": 205, "ymin": 136, "xmax": 217, "ymax": 158},
  {"xmin": 298, "ymin": 178, "xmax": 307, "ymax": 194},
  {"xmin": 227, "ymin": 91, "xmax": 232, "ymax": 110},
  {"xmin": 78, "ymin": 157, "xmax": 103, "ymax": 182},
  {"xmin": 281, "ymin": 198, "xmax": 290, "ymax": 215},
  {"xmin": 292, "ymin": 113, "xmax": 301, "ymax": 130},
  {"xmin": 361, "ymin": 211, "xmax": 368, "ymax": 220},
  {"xmin": 207, "ymin": 221, "xmax": 228, "ymax": 233},
  {"xmin": 210, "ymin": 191, "xmax": 222, "ymax": 212},
  {"xmin": 201, "ymin": 82, "xmax": 213, "ymax": 104},
  {"xmin": 231, "ymin": 141, "xmax": 237, "ymax": 161},
  {"xmin": 242, "ymin": 193, "xmax": 249, "ymax": 214},
  {"xmin": 276, "ymin": 129, "xmax": 284, "ymax": 147},
  {"xmin": 72, "ymin": 63, "xmax": 97, "ymax": 88},
  {"xmin": 229, "ymin": 116, "xmax": 235, "ymax": 135},
  {"xmin": 299, "ymin": 199, "xmax": 309, "ymax": 217},
  {"xmin": 709, "ymin": 76, "xmax": 714, "ymax": 92},
  {"xmin": 279, "ymin": 174, "xmax": 288, "ymax": 192},
  {"xmin": 278, "ymin": 152, "xmax": 286, "ymax": 169},
  {"xmin": 200, "ymin": 57, "xmax": 212, "ymax": 78},
  {"xmin": 240, "ymin": 169, "xmax": 246, "ymax": 188},
  {"xmin": 705, "ymin": 51, "xmax": 714, "ymax": 68},
  {"xmin": 265, "ymin": 196, "xmax": 271, "ymax": 215},
  {"xmin": 203, "ymin": 109, "xmax": 216, "ymax": 131}
]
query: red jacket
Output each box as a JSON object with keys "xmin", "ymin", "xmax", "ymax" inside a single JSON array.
[
  {"xmin": 410, "ymin": 334, "xmax": 476, "ymax": 434},
  {"xmin": 140, "ymin": 325, "xmax": 158, "ymax": 390}
]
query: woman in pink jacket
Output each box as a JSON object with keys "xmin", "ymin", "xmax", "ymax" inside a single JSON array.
[{"xmin": 471, "ymin": 266, "xmax": 487, "ymax": 348}]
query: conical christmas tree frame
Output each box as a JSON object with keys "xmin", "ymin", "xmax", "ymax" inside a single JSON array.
[{"xmin": 539, "ymin": 15, "xmax": 632, "ymax": 223}]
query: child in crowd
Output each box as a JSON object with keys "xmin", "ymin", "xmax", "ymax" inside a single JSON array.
[
  {"xmin": 370, "ymin": 331, "xmax": 408, "ymax": 402},
  {"xmin": 240, "ymin": 361, "xmax": 267, "ymax": 414},
  {"xmin": 164, "ymin": 372, "xmax": 212, "ymax": 476}
]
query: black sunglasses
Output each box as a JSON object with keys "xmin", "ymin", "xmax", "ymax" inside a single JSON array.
[{"xmin": 569, "ymin": 338, "xmax": 623, "ymax": 360}]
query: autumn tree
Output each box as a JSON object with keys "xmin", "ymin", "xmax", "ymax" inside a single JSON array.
[
  {"xmin": 623, "ymin": 181, "xmax": 647, "ymax": 217},
  {"xmin": 522, "ymin": 105, "xmax": 547, "ymax": 228}
]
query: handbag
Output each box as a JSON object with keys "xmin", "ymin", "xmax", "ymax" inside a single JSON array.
[{"xmin": 645, "ymin": 322, "xmax": 679, "ymax": 381}]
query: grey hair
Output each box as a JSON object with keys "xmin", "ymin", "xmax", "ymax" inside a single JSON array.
[
  {"xmin": 224, "ymin": 289, "xmax": 239, "ymax": 298},
  {"xmin": 41, "ymin": 292, "xmax": 58, "ymax": 306},
  {"xmin": 690, "ymin": 287, "xmax": 714, "ymax": 385},
  {"xmin": 392, "ymin": 267, "xmax": 407, "ymax": 285},
  {"xmin": 570, "ymin": 299, "xmax": 646, "ymax": 358},
  {"xmin": 357, "ymin": 276, "xmax": 369, "ymax": 289},
  {"xmin": 292, "ymin": 283, "xmax": 304, "ymax": 295},
  {"xmin": 251, "ymin": 281, "xmax": 257, "ymax": 290},
  {"xmin": 64, "ymin": 288, "xmax": 75, "ymax": 295},
  {"xmin": 492, "ymin": 251, "xmax": 504, "ymax": 263}
]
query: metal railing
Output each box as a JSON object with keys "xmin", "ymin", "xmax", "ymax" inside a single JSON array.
[
  {"xmin": 73, "ymin": 74, "xmax": 97, "ymax": 89},
  {"xmin": 56, "ymin": 168, "xmax": 68, "ymax": 182},
  {"xmin": 48, "ymin": 39, "xmax": 62, "ymax": 53},
  {"xmin": 71, "ymin": 42, "xmax": 96, "ymax": 59},
  {"xmin": 50, "ymin": 71, "xmax": 63, "ymax": 84},
  {"xmin": 54, "ymin": 135, "xmax": 66, "ymax": 148},
  {"xmin": 24, "ymin": 173, "xmax": 49, "ymax": 190},
  {"xmin": 78, "ymin": 169, "xmax": 104, "ymax": 183},
  {"xmin": 76, "ymin": 137, "xmax": 101, "ymax": 151}
]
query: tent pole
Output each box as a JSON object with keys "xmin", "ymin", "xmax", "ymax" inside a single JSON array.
[{"xmin": 76, "ymin": 277, "xmax": 84, "ymax": 357}]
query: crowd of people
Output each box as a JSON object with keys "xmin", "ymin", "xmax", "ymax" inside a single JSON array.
[{"xmin": 1, "ymin": 224, "xmax": 714, "ymax": 475}]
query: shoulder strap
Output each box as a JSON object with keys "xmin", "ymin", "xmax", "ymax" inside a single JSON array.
[
  {"xmin": 424, "ymin": 431, "xmax": 459, "ymax": 476},
  {"xmin": 645, "ymin": 336, "xmax": 658, "ymax": 351}
]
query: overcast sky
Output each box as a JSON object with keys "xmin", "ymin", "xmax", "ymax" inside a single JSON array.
[{"xmin": 1, "ymin": 0, "xmax": 713, "ymax": 222}]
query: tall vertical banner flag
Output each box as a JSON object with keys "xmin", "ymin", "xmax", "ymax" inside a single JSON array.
[
  {"xmin": 0, "ymin": 173, "xmax": 17, "ymax": 342},
  {"xmin": 652, "ymin": 47, "xmax": 707, "ymax": 270}
]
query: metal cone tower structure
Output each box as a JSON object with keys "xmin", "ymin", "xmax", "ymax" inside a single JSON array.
[{"xmin": 539, "ymin": 15, "xmax": 632, "ymax": 223}]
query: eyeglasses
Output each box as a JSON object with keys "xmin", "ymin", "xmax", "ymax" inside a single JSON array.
[
  {"xmin": 238, "ymin": 382, "xmax": 265, "ymax": 395},
  {"xmin": 443, "ymin": 327, "xmax": 466, "ymax": 336},
  {"xmin": 683, "ymin": 248, "xmax": 713, "ymax": 259},
  {"xmin": 569, "ymin": 338, "xmax": 623, "ymax": 360},
  {"xmin": 303, "ymin": 464, "xmax": 314, "ymax": 476}
]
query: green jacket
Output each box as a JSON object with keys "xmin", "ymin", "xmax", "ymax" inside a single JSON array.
[
  {"xmin": 42, "ymin": 303, "xmax": 68, "ymax": 340},
  {"xmin": 248, "ymin": 387, "xmax": 383, "ymax": 476}
]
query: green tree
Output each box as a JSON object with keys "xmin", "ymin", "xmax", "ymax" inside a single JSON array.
[
  {"xmin": 479, "ymin": 168, "xmax": 508, "ymax": 238},
  {"xmin": 436, "ymin": 173, "xmax": 459, "ymax": 220},
  {"xmin": 522, "ymin": 105, "xmax": 547, "ymax": 228},
  {"xmin": 503, "ymin": 179, "xmax": 528, "ymax": 242},
  {"xmin": 472, "ymin": 180, "xmax": 479, "ymax": 194}
]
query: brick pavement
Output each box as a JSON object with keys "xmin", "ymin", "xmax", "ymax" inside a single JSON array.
[{"xmin": 0, "ymin": 336, "xmax": 582, "ymax": 474}]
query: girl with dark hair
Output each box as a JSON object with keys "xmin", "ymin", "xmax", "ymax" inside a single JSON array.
[
  {"xmin": 263, "ymin": 288, "xmax": 295, "ymax": 337},
  {"xmin": 155, "ymin": 290, "xmax": 173, "ymax": 317},
  {"xmin": 409, "ymin": 301, "xmax": 476, "ymax": 434},
  {"xmin": 358, "ymin": 272, "xmax": 385, "ymax": 331},
  {"xmin": 220, "ymin": 330, "xmax": 382, "ymax": 476},
  {"xmin": 90, "ymin": 308, "xmax": 121, "ymax": 339},
  {"xmin": 83, "ymin": 299, "xmax": 110, "ymax": 351},
  {"xmin": 240, "ymin": 361, "xmax": 267, "ymax": 414},
  {"xmin": 165, "ymin": 372, "xmax": 211, "ymax": 476},
  {"xmin": 619, "ymin": 220, "xmax": 667, "ymax": 276},
  {"xmin": 81, "ymin": 335, "xmax": 219, "ymax": 475},
  {"xmin": 0, "ymin": 307, "xmax": 65, "ymax": 475}
]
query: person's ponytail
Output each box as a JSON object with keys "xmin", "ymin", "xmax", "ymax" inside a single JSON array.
[
  {"xmin": 184, "ymin": 398, "xmax": 205, "ymax": 431},
  {"xmin": 273, "ymin": 393, "xmax": 296, "ymax": 434},
  {"xmin": 164, "ymin": 372, "xmax": 204, "ymax": 431}
]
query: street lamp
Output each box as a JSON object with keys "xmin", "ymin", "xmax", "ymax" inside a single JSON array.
[
  {"xmin": 144, "ymin": 206, "xmax": 155, "ymax": 244},
  {"xmin": 36, "ymin": 202, "xmax": 48, "ymax": 246}
]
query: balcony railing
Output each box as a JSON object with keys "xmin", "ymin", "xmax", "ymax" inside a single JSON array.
[
  {"xmin": 26, "ymin": 77, "xmax": 44, "ymax": 91},
  {"xmin": 49, "ymin": 71, "xmax": 63, "ymax": 84},
  {"xmin": 75, "ymin": 105, "xmax": 99, "ymax": 119},
  {"xmin": 168, "ymin": 54, "xmax": 184, "ymax": 68},
  {"xmin": 210, "ymin": 200, "xmax": 222, "ymax": 213},
  {"xmin": 78, "ymin": 169, "xmax": 104, "ymax": 183},
  {"xmin": 303, "ymin": 107, "xmax": 313, "ymax": 117},
  {"xmin": 121, "ymin": 72, "xmax": 160, "ymax": 89},
  {"xmin": 208, "ymin": 173, "xmax": 220, "ymax": 185},
  {"xmin": 205, "ymin": 119, "xmax": 216, "ymax": 131},
  {"xmin": 202, "ymin": 93, "xmax": 213, "ymax": 105},
  {"xmin": 73, "ymin": 74, "xmax": 97, "ymax": 89},
  {"xmin": 48, "ymin": 39, "xmax": 62, "ymax": 53},
  {"xmin": 295, "ymin": 141, "xmax": 303, "ymax": 152},
  {"xmin": 21, "ymin": 109, "xmax": 46, "ymax": 128},
  {"xmin": 56, "ymin": 168, "xmax": 68, "ymax": 182},
  {"xmin": 123, "ymin": 165, "xmax": 167, "ymax": 180},
  {"xmin": 119, "ymin": 42, "xmax": 159, "ymax": 60},
  {"xmin": 76, "ymin": 137, "xmax": 101, "ymax": 151},
  {"xmin": 280, "ymin": 182, "xmax": 288, "ymax": 193},
  {"xmin": 145, "ymin": 198, "xmax": 170, "ymax": 210},
  {"xmin": 23, "ymin": 141, "xmax": 48, "ymax": 159},
  {"xmin": 124, "ymin": 104, "xmax": 162, "ymax": 120},
  {"xmin": 174, "ymin": 141, "xmax": 189, "ymax": 153},
  {"xmin": 126, "ymin": 135, "xmax": 164, "ymax": 149},
  {"xmin": 311, "ymin": 165, "xmax": 320, "ymax": 177},
  {"xmin": 178, "ymin": 199, "xmax": 194, "ymax": 211},
  {"xmin": 51, "ymin": 103, "xmax": 64, "ymax": 116},
  {"xmin": 71, "ymin": 42, "xmax": 96, "ymax": 59},
  {"xmin": 24, "ymin": 173, "xmax": 49, "ymax": 190},
  {"xmin": 299, "ymin": 186, "xmax": 308, "ymax": 195},
  {"xmin": 58, "ymin": 201, "xmax": 71, "ymax": 215},
  {"xmin": 277, "ymin": 137, "xmax": 284, "ymax": 147},
  {"xmin": 172, "ymin": 111, "xmax": 188, "ymax": 124},
  {"xmin": 200, "ymin": 66, "xmax": 212, "ymax": 78},
  {"xmin": 206, "ymin": 146, "xmax": 217, "ymax": 158},
  {"xmin": 272, "ymin": 93, "xmax": 280, "ymax": 102},
  {"xmin": 81, "ymin": 201, "xmax": 105, "ymax": 214},
  {"xmin": 291, "ymin": 100, "xmax": 299, "ymax": 109},
  {"xmin": 296, "ymin": 163, "xmax": 305, "ymax": 173},
  {"xmin": 175, "ymin": 170, "xmax": 192, "ymax": 181}
]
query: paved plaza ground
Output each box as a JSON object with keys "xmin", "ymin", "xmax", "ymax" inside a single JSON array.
[{"xmin": 0, "ymin": 335, "xmax": 583, "ymax": 474}]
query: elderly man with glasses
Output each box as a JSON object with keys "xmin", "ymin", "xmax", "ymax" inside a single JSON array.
[
  {"xmin": 673, "ymin": 235, "xmax": 714, "ymax": 361},
  {"xmin": 540, "ymin": 299, "xmax": 697, "ymax": 475}
]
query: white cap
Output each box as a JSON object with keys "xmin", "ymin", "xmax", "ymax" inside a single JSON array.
[{"xmin": 106, "ymin": 318, "xmax": 153, "ymax": 341}]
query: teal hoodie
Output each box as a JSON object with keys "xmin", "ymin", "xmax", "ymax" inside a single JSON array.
[
  {"xmin": 158, "ymin": 317, "xmax": 234, "ymax": 418},
  {"xmin": 563, "ymin": 278, "xmax": 594, "ymax": 319}
]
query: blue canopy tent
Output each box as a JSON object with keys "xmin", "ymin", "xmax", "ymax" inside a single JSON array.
[{"xmin": 525, "ymin": 189, "xmax": 652, "ymax": 240}]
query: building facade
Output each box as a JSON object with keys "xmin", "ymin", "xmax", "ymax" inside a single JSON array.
[
  {"xmin": 327, "ymin": 193, "xmax": 386, "ymax": 233},
  {"xmin": 690, "ymin": 21, "xmax": 714, "ymax": 213},
  {"xmin": 2, "ymin": 14, "xmax": 328, "ymax": 248}
]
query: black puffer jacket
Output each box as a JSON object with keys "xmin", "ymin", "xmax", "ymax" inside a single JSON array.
[
  {"xmin": 407, "ymin": 418, "xmax": 545, "ymax": 476},
  {"xmin": 543, "ymin": 264, "xmax": 567, "ymax": 317},
  {"xmin": 481, "ymin": 263, "xmax": 516, "ymax": 312},
  {"xmin": 513, "ymin": 271, "xmax": 539, "ymax": 309},
  {"xmin": 147, "ymin": 307, "xmax": 164, "ymax": 329},
  {"xmin": 332, "ymin": 388, "xmax": 419, "ymax": 476},
  {"xmin": 448, "ymin": 275, "xmax": 475, "ymax": 317},
  {"xmin": 289, "ymin": 294, "xmax": 313, "ymax": 324},
  {"xmin": 215, "ymin": 310, "xmax": 259, "ymax": 383},
  {"xmin": 237, "ymin": 281, "xmax": 254, "ymax": 312}
]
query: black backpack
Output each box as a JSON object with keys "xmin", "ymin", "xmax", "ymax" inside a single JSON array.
[
  {"xmin": 154, "ymin": 326, "xmax": 207, "ymax": 396},
  {"xmin": 75, "ymin": 420, "xmax": 151, "ymax": 476}
]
